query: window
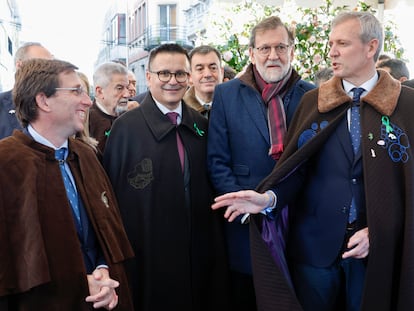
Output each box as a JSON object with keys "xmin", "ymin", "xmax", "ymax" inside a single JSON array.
[{"xmin": 159, "ymin": 4, "xmax": 176, "ymax": 41}]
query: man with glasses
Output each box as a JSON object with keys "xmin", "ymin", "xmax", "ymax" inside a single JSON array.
[
  {"xmin": 0, "ymin": 58, "xmax": 134, "ymax": 310},
  {"xmin": 89, "ymin": 62, "xmax": 130, "ymax": 154},
  {"xmin": 103, "ymin": 43, "xmax": 228, "ymax": 311},
  {"xmin": 207, "ymin": 16, "xmax": 314, "ymax": 311}
]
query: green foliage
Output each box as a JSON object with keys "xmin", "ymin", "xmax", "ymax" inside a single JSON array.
[
  {"xmin": 293, "ymin": 0, "xmax": 348, "ymax": 80},
  {"xmin": 203, "ymin": 0, "xmax": 405, "ymax": 82},
  {"xmin": 204, "ymin": 1, "xmax": 280, "ymax": 73}
]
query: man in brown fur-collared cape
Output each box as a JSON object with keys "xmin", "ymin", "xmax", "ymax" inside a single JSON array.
[{"xmin": 212, "ymin": 12, "xmax": 414, "ymax": 311}]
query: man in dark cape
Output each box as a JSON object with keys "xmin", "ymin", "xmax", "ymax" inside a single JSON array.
[{"xmin": 103, "ymin": 43, "xmax": 228, "ymax": 311}]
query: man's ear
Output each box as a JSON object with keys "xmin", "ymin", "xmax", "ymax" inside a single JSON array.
[
  {"xmin": 95, "ymin": 86, "xmax": 103, "ymax": 99},
  {"xmin": 35, "ymin": 93, "xmax": 51, "ymax": 112}
]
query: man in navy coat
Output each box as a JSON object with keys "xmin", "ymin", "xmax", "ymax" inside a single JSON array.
[
  {"xmin": 207, "ymin": 16, "xmax": 314, "ymax": 311},
  {"xmin": 0, "ymin": 42, "xmax": 52, "ymax": 139}
]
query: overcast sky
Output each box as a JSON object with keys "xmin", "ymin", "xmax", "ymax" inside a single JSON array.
[
  {"xmin": 16, "ymin": 0, "xmax": 414, "ymax": 80},
  {"xmin": 18, "ymin": 0, "xmax": 112, "ymax": 81}
]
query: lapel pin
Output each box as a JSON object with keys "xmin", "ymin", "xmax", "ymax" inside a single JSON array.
[
  {"xmin": 193, "ymin": 123, "xmax": 205, "ymax": 137},
  {"xmin": 101, "ymin": 191, "xmax": 109, "ymax": 208}
]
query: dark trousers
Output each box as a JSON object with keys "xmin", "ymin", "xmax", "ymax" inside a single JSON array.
[
  {"xmin": 229, "ymin": 271, "xmax": 257, "ymax": 311},
  {"xmin": 291, "ymin": 257, "xmax": 366, "ymax": 311}
]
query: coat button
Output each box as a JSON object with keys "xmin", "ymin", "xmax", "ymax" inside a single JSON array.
[
  {"xmin": 342, "ymin": 206, "xmax": 348, "ymax": 213},
  {"xmin": 351, "ymin": 178, "xmax": 357, "ymax": 184}
]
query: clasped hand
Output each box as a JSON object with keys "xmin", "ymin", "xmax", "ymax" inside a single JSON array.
[{"xmin": 86, "ymin": 268, "xmax": 119, "ymax": 310}]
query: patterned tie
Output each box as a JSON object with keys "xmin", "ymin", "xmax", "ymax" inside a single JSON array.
[
  {"xmin": 348, "ymin": 87, "xmax": 364, "ymax": 223},
  {"xmin": 55, "ymin": 148, "xmax": 81, "ymax": 226},
  {"xmin": 350, "ymin": 87, "xmax": 365, "ymax": 154},
  {"xmin": 166, "ymin": 112, "xmax": 185, "ymax": 171}
]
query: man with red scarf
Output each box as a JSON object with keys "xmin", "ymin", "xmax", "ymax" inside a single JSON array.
[{"xmin": 207, "ymin": 16, "xmax": 314, "ymax": 311}]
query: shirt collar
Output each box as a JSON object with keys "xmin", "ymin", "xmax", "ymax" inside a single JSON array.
[
  {"xmin": 153, "ymin": 96, "xmax": 183, "ymax": 124},
  {"xmin": 95, "ymin": 100, "xmax": 112, "ymax": 116},
  {"xmin": 28, "ymin": 124, "xmax": 68, "ymax": 152},
  {"xmin": 195, "ymin": 94, "xmax": 212, "ymax": 107},
  {"xmin": 343, "ymin": 72, "xmax": 379, "ymax": 97}
]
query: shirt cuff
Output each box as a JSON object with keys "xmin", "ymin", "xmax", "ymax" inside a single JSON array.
[{"xmin": 260, "ymin": 190, "xmax": 277, "ymax": 216}]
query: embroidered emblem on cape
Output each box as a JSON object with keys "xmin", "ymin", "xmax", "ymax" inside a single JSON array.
[
  {"xmin": 128, "ymin": 158, "xmax": 154, "ymax": 189},
  {"xmin": 379, "ymin": 116, "xmax": 410, "ymax": 163},
  {"xmin": 298, "ymin": 121, "xmax": 328, "ymax": 148}
]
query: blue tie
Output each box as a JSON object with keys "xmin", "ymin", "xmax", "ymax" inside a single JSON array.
[
  {"xmin": 350, "ymin": 87, "xmax": 365, "ymax": 154},
  {"xmin": 348, "ymin": 87, "xmax": 364, "ymax": 223},
  {"xmin": 55, "ymin": 148, "xmax": 81, "ymax": 226}
]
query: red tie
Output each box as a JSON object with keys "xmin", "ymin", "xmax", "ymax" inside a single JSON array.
[{"xmin": 166, "ymin": 112, "xmax": 185, "ymax": 172}]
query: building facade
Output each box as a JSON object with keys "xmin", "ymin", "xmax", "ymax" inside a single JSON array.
[
  {"xmin": 97, "ymin": 0, "xmax": 195, "ymax": 94},
  {"xmin": 0, "ymin": 0, "xmax": 20, "ymax": 92},
  {"xmin": 96, "ymin": 0, "xmax": 397, "ymax": 95}
]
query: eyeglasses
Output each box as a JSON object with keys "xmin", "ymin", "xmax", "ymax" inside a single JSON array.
[
  {"xmin": 55, "ymin": 86, "xmax": 87, "ymax": 96},
  {"xmin": 149, "ymin": 70, "xmax": 189, "ymax": 83},
  {"xmin": 254, "ymin": 43, "xmax": 291, "ymax": 56}
]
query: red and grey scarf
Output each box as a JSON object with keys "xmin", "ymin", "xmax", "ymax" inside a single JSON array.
[{"xmin": 253, "ymin": 65, "xmax": 300, "ymax": 160}]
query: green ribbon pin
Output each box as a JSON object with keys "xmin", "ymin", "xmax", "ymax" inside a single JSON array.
[
  {"xmin": 381, "ymin": 116, "xmax": 393, "ymax": 133},
  {"xmin": 193, "ymin": 123, "xmax": 205, "ymax": 137}
]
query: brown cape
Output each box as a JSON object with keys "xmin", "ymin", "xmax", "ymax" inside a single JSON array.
[
  {"xmin": 251, "ymin": 70, "xmax": 414, "ymax": 311},
  {"xmin": 0, "ymin": 131, "xmax": 134, "ymax": 310}
]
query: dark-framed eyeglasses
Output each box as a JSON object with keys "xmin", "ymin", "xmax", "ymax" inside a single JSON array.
[
  {"xmin": 254, "ymin": 43, "xmax": 291, "ymax": 56},
  {"xmin": 149, "ymin": 70, "xmax": 189, "ymax": 83},
  {"xmin": 55, "ymin": 86, "xmax": 87, "ymax": 96}
]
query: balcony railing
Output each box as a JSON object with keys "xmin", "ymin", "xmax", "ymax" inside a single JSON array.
[{"xmin": 144, "ymin": 24, "xmax": 194, "ymax": 51}]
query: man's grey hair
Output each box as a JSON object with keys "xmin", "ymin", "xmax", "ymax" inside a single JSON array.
[
  {"xmin": 331, "ymin": 11, "xmax": 383, "ymax": 62},
  {"xmin": 14, "ymin": 42, "xmax": 44, "ymax": 64},
  {"xmin": 93, "ymin": 62, "xmax": 128, "ymax": 88}
]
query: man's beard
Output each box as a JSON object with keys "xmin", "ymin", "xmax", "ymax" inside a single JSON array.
[{"xmin": 115, "ymin": 104, "xmax": 128, "ymax": 116}]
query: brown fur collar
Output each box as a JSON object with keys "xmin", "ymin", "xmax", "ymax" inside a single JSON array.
[
  {"xmin": 238, "ymin": 63, "xmax": 260, "ymax": 91},
  {"xmin": 183, "ymin": 86, "xmax": 204, "ymax": 113},
  {"xmin": 318, "ymin": 69, "xmax": 401, "ymax": 116}
]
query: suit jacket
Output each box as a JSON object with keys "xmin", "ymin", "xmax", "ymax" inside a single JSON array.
[
  {"xmin": 284, "ymin": 114, "xmax": 366, "ymax": 267},
  {"xmin": 103, "ymin": 94, "xmax": 229, "ymax": 311},
  {"xmin": 0, "ymin": 90, "xmax": 22, "ymax": 140},
  {"xmin": 207, "ymin": 64, "xmax": 314, "ymax": 274},
  {"xmin": 251, "ymin": 70, "xmax": 414, "ymax": 311},
  {"xmin": 0, "ymin": 131, "xmax": 134, "ymax": 310}
]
